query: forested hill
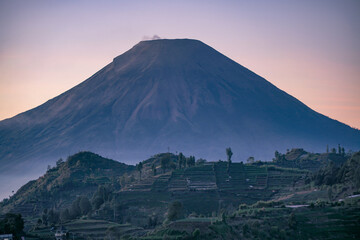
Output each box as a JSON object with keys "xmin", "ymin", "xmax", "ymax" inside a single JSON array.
[
  {"xmin": 1, "ymin": 150, "xmax": 359, "ymax": 239},
  {"xmin": 0, "ymin": 152, "xmax": 134, "ymax": 215},
  {"xmin": 1, "ymin": 148, "xmax": 353, "ymax": 218}
]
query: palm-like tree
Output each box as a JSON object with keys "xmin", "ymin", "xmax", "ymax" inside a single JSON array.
[
  {"xmin": 137, "ymin": 162, "xmax": 143, "ymax": 181},
  {"xmin": 226, "ymin": 147, "xmax": 233, "ymax": 163}
]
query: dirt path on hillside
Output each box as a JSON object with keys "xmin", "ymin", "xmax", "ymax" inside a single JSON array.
[{"xmin": 274, "ymin": 189, "xmax": 316, "ymax": 202}]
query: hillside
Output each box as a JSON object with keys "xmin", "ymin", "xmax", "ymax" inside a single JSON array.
[
  {"xmin": 1, "ymin": 39, "xmax": 360, "ymax": 199},
  {"xmin": 2, "ymin": 150, "xmax": 353, "ymax": 218},
  {"xmin": 1, "ymin": 150, "xmax": 359, "ymax": 239},
  {"xmin": 0, "ymin": 152, "xmax": 134, "ymax": 216},
  {"xmin": 268, "ymin": 148, "xmax": 349, "ymax": 172},
  {"xmin": 1, "ymin": 151, "xmax": 308, "ymax": 222}
]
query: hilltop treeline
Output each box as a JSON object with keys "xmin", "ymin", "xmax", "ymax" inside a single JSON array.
[
  {"xmin": 310, "ymin": 152, "xmax": 360, "ymax": 187},
  {"xmin": 271, "ymin": 148, "xmax": 348, "ymax": 172}
]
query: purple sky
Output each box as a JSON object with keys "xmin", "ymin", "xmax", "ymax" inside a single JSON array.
[{"xmin": 1, "ymin": 0, "xmax": 359, "ymax": 128}]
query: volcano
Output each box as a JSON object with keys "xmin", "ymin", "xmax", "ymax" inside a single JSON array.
[{"xmin": 0, "ymin": 39, "xmax": 359, "ymax": 196}]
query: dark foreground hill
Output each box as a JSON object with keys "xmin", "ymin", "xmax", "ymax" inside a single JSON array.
[
  {"xmin": 0, "ymin": 150, "xmax": 311, "ymax": 218},
  {"xmin": 0, "ymin": 38, "xmax": 359, "ymax": 198},
  {"xmin": 0, "ymin": 149, "xmax": 351, "ymax": 219},
  {"xmin": 0, "ymin": 152, "xmax": 134, "ymax": 215},
  {"xmin": 1, "ymin": 151, "xmax": 359, "ymax": 239}
]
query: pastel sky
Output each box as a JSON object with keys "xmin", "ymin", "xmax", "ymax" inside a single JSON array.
[{"xmin": 0, "ymin": 0, "xmax": 359, "ymax": 128}]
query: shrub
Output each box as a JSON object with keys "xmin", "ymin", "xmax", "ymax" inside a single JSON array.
[
  {"xmin": 167, "ymin": 201, "xmax": 183, "ymax": 221},
  {"xmin": 0, "ymin": 213, "xmax": 24, "ymax": 237},
  {"xmin": 192, "ymin": 228, "xmax": 200, "ymax": 239},
  {"xmin": 239, "ymin": 203, "xmax": 247, "ymax": 210}
]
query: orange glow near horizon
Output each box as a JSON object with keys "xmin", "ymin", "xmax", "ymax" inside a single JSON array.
[{"xmin": 0, "ymin": 0, "xmax": 359, "ymax": 128}]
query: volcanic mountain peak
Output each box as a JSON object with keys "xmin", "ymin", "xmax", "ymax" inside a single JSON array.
[
  {"xmin": 0, "ymin": 38, "xmax": 359, "ymax": 200},
  {"xmin": 116, "ymin": 38, "xmax": 218, "ymax": 63}
]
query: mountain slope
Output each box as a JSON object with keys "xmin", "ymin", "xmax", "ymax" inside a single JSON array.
[
  {"xmin": 0, "ymin": 152, "xmax": 134, "ymax": 215},
  {"xmin": 0, "ymin": 39, "xmax": 359, "ymax": 198}
]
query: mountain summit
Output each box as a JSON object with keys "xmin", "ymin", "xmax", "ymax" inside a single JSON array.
[{"xmin": 0, "ymin": 39, "xmax": 359, "ymax": 195}]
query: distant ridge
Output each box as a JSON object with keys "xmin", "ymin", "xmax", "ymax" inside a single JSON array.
[{"xmin": 0, "ymin": 38, "xmax": 359, "ymax": 198}]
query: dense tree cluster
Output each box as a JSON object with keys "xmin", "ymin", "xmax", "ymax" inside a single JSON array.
[
  {"xmin": 186, "ymin": 156, "xmax": 195, "ymax": 167},
  {"xmin": 0, "ymin": 213, "xmax": 24, "ymax": 238},
  {"xmin": 160, "ymin": 153, "xmax": 196, "ymax": 173},
  {"xmin": 42, "ymin": 208, "xmax": 59, "ymax": 226},
  {"xmin": 311, "ymin": 152, "xmax": 360, "ymax": 187},
  {"xmin": 59, "ymin": 196, "xmax": 92, "ymax": 222},
  {"xmin": 167, "ymin": 201, "xmax": 183, "ymax": 221},
  {"xmin": 161, "ymin": 154, "xmax": 171, "ymax": 173},
  {"xmin": 178, "ymin": 153, "xmax": 186, "ymax": 169},
  {"xmin": 91, "ymin": 186, "xmax": 112, "ymax": 210},
  {"xmin": 195, "ymin": 158, "xmax": 207, "ymax": 165}
]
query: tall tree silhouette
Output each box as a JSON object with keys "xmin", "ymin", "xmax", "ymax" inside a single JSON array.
[
  {"xmin": 226, "ymin": 147, "xmax": 233, "ymax": 163},
  {"xmin": 136, "ymin": 162, "xmax": 143, "ymax": 181}
]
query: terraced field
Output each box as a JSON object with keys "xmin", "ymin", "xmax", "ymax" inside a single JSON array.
[
  {"xmin": 141, "ymin": 203, "xmax": 360, "ymax": 240},
  {"xmin": 27, "ymin": 219, "xmax": 144, "ymax": 240},
  {"xmin": 267, "ymin": 167, "xmax": 307, "ymax": 189},
  {"xmin": 85, "ymin": 162, "xmax": 308, "ymax": 227},
  {"xmin": 160, "ymin": 163, "xmax": 305, "ymax": 206},
  {"xmin": 168, "ymin": 164, "xmax": 217, "ymax": 192},
  {"xmin": 294, "ymin": 206, "xmax": 360, "ymax": 239},
  {"xmin": 64, "ymin": 219, "xmax": 143, "ymax": 240},
  {"xmin": 126, "ymin": 163, "xmax": 306, "ymax": 214},
  {"xmin": 151, "ymin": 173, "xmax": 171, "ymax": 192}
]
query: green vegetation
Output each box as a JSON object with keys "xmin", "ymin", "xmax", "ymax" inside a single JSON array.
[
  {"xmin": 178, "ymin": 152, "xmax": 185, "ymax": 169},
  {"xmin": 0, "ymin": 213, "xmax": 24, "ymax": 239},
  {"xmin": 271, "ymin": 148, "xmax": 348, "ymax": 172},
  {"xmin": 1, "ymin": 148, "xmax": 359, "ymax": 239},
  {"xmin": 137, "ymin": 162, "xmax": 144, "ymax": 180},
  {"xmin": 310, "ymin": 152, "xmax": 360, "ymax": 188},
  {"xmin": 167, "ymin": 201, "xmax": 183, "ymax": 221},
  {"xmin": 226, "ymin": 147, "xmax": 233, "ymax": 163}
]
